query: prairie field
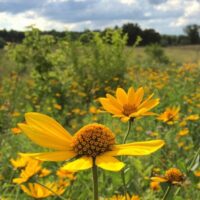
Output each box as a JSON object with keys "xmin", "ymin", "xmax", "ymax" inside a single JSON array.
[{"xmin": 0, "ymin": 29, "xmax": 200, "ymax": 200}]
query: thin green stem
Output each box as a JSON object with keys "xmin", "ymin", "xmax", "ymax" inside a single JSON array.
[
  {"xmin": 174, "ymin": 146, "xmax": 200, "ymax": 197},
  {"xmin": 161, "ymin": 185, "xmax": 172, "ymax": 200},
  {"xmin": 35, "ymin": 181, "xmax": 67, "ymax": 200},
  {"xmin": 121, "ymin": 119, "xmax": 132, "ymax": 200},
  {"xmin": 123, "ymin": 120, "xmax": 132, "ymax": 144},
  {"xmin": 92, "ymin": 158, "xmax": 98, "ymax": 200},
  {"xmin": 187, "ymin": 146, "xmax": 200, "ymax": 172}
]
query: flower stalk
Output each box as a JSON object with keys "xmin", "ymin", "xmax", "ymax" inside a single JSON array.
[
  {"xmin": 92, "ymin": 158, "xmax": 99, "ymax": 200},
  {"xmin": 121, "ymin": 119, "xmax": 133, "ymax": 200},
  {"xmin": 162, "ymin": 185, "xmax": 172, "ymax": 200}
]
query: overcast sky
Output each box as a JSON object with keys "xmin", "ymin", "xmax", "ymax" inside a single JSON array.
[{"xmin": 0, "ymin": 0, "xmax": 199, "ymax": 34}]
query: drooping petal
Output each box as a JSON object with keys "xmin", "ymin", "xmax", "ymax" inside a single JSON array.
[
  {"xmin": 129, "ymin": 108, "xmax": 148, "ymax": 117},
  {"xmin": 151, "ymin": 177, "xmax": 167, "ymax": 182},
  {"xmin": 99, "ymin": 98, "xmax": 122, "ymax": 115},
  {"xmin": 19, "ymin": 151, "xmax": 76, "ymax": 161},
  {"xmin": 104, "ymin": 140, "xmax": 165, "ymax": 156},
  {"xmin": 62, "ymin": 156, "xmax": 93, "ymax": 171},
  {"xmin": 116, "ymin": 88, "xmax": 128, "ymax": 105},
  {"xmin": 25, "ymin": 112, "xmax": 72, "ymax": 141},
  {"xmin": 18, "ymin": 123, "xmax": 71, "ymax": 150},
  {"xmin": 96, "ymin": 155, "xmax": 125, "ymax": 171}
]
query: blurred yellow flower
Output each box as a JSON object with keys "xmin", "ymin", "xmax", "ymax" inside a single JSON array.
[
  {"xmin": 185, "ymin": 114, "xmax": 199, "ymax": 121},
  {"xmin": 109, "ymin": 194, "xmax": 140, "ymax": 200},
  {"xmin": 54, "ymin": 104, "xmax": 62, "ymax": 110},
  {"xmin": 38, "ymin": 168, "xmax": 51, "ymax": 177},
  {"xmin": 99, "ymin": 87, "xmax": 159, "ymax": 122},
  {"xmin": 10, "ymin": 155, "xmax": 32, "ymax": 169},
  {"xmin": 151, "ymin": 168, "xmax": 184, "ymax": 185},
  {"xmin": 194, "ymin": 170, "xmax": 200, "ymax": 177},
  {"xmin": 150, "ymin": 181, "xmax": 160, "ymax": 191},
  {"xmin": 11, "ymin": 111, "xmax": 20, "ymax": 117},
  {"xmin": 20, "ymin": 182, "xmax": 66, "ymax": 198},
  {"xmin": 13, "ymin": 159, "xmax": 41, "ymax": 184},
  {"xmin": 18, "ymin": 113, "xmax": 164, "ymax": 172},
  {"xmin": 11, "ymin": 127, "xmax": 22, "ymax": 135},
  {"xmin": 157, "ymin": 106, "xmax": 180, "ymax": 125},
  {"xmin": 56, "ymin": 168, "xmax": 76, "ymax": 180},
  {"xmin": 20, "ymin": 183, "xmax": 52, "ymax": 199},
  {"xmin": 178, "ymin": 128, "xmax": 189, "ymax": 137}
]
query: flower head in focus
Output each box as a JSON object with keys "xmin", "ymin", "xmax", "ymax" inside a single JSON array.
[
  {"xmin": 99, "ymin": 87, "xmax": 159, "ymax": 122},
  {"xmin": 18, "ymin": 112, "xmax": 164, "ymax": 172}
]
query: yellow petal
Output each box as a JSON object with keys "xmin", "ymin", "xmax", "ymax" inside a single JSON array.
[
  {"xmin": 99, "ymin": 98, "xmax": 122, "ymax": 115},
  {"xmin": 151, "ymin": 177, "xmax": 167, "ymax": 182},
  {"xmin": 116, "ymin": 88, "xmax": 128, "ymax": 105},
  {"xmin": 25, "ymin": 112, "xmax": 72, "ymax": 141},
  {"xmin": 19, "ymin": 151, "xmax": 76, "ymax": 161},
  {"xmin": 96, "ymin": 155, "xmax": 125, "ymax": 171},
  {"xmin": 105, "ymin": 140, "xmax": 165, "ymax": 156},
  {"xmin": 18, "ymin": 123, "xmax": 71, "ymax": 150},
  {"xmin": 62, "ymin": 156, "xmax": 93, "ymax": 171},
  {"xmin": 106, "ymin": 94, "xmax": 123, "ymax": 110},
  {"xmin": 134, "ymin": 87, "xmax": 144, "ymax": 107},
  {"xmin": 127, "ymin": 87, "xmax": 135, "ymax": 104}
]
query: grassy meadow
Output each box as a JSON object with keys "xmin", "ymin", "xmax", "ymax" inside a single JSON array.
[{"xmin": 0, "ymin": 29, "xmax": 200, "ymax": 200}]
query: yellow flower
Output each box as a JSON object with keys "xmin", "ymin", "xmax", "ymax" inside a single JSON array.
[
  {"xmin": 157, "ymin": 106, "xmax": 180, "ymax": 125},
  {"xmin": 10, "ymin": 155, "xmax": 31, "ymax": 169},
  {"xmin": 13, "ymin": 159, "xmax": 42, "ymax": 184},
  {"xmin": 54, "ymin": 104, "xmax": 62, "ymax": 110},
  {"xmin": 56, "ymin": 168, "xmax": 76, "ymax": 180},
  {"xmin": 99, "ymin": 87, "xmax": 159, "ymax": 122},
  {"xmin": 18, "ymin": 113, "xmax": 164, "ymax": 172},
  {"xmin": 38, "ymin": 168, "xmax": 51, "ymax": 177},
  {"xmin": 185, "ymin": 114, "xmax": 199, "ymax": 121},
  {"xmin": 20, "ymin": 182, "xmax": 66, "ymax": 198},
  {"xmin": 194, "ymin": 170, "xmax": 200, "ymax": 177},
  {"xmin": 11, "ymin": 127, "xmax": 22, "ymax": 135},
  {"xmin": 109, "ymin": 194, "xmax": 140, "ymax": 200},
  {"xmin": 151, "ymin": 168, "xmax": 184, "ymax": 185},
  {"xmin": 177, "ymin": 128, "xmax": 189, "ymax": 137},
  {"xmin": 20, "ymin": 183, "xmax": 52, "ymax": 199},
  {"xmin": 150, "ymin": 181, "xmax": 160, "ymax": 191}
]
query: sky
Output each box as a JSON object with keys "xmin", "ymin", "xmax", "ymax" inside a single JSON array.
[{"xmin": 0, "ymin": 0, "xmax": 199, "ymax": 35}]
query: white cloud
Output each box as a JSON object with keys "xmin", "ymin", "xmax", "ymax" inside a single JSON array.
[{"xmin": 0, "ymin": 11, "xmax": 76, "ymax": 31}]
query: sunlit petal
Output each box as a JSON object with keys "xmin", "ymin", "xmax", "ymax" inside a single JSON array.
[
  {"xmin": 19, "ymin": 151, "xmax": 76, "ymax": 161},
  {"xmin": 96, "ymin": 155, "xmax": 125, "ymax": 171},
  {"xmin": 62, "ymin": 156, "xmax": 93, "ymax": 171}
]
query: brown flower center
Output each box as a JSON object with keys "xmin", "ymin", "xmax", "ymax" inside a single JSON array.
[
  {"xmin": 165, "ymin": 168, "xmax": 184, "ymax": 183},
  {"xmin": 123, "ymin": 104, "xmax": 137, "ymax": 116},
  {"xmin": 72, "ymin": 124, "xmax": 115, "ymax": 157}
]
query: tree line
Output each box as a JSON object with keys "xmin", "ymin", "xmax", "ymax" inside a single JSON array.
[{"xmin": 0, "ymin": 23, "xmax": 199, "ymax": 48}]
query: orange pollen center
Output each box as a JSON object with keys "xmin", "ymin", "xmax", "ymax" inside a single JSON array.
[
  {"xmin": 72, "ymin": 124, "xmax": 115, "ymax": 158},
  {"xmin": 165, "ymin": 168, "xmax": 184, "ymax": 183},
  {"xmin": 123, "ymin": 104, "xmax": 137, "ymax": 116}
]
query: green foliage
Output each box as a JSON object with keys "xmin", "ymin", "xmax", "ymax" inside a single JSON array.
[{"xmin": 145, "ymin": 44, "xmax": 169, "ymax": 64}]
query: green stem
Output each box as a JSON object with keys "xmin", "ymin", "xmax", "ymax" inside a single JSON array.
[
  {"xmin": 92, "ymin": 158, "xmax": 98, "ymax": 200},
  {"xmin": 123, "ymin": 120, "xmax": 132, "ymax": 144},
  {"xmin": 174, "ymin": 146, "xmax": 200, "ymax": 197},
  {"xmin": 161, "ymin": 185, "xmax": 172, "ymax": 200},
  {"xmin": 35, "ymin": 181, "xmax": 67, "ymax": 200},
  {"xmin": 121, "ymin": 119, "xmax": 132, "ymax": 200},
  {"xmin": 187, "ymin": 146, "xmax": 200, "ymax": 172}
]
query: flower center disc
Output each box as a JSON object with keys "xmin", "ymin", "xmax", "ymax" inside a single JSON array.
[
  {"xmin": 72, "ymin": 124, "xmax": 115, "ymax": 157},
  {"xmin": 165, "ymin": 168, "xmax": 184, "ymax": 182},
  {"xmin": 123, "ymin": 104, "xmax": 137, "ymax": 116}
]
